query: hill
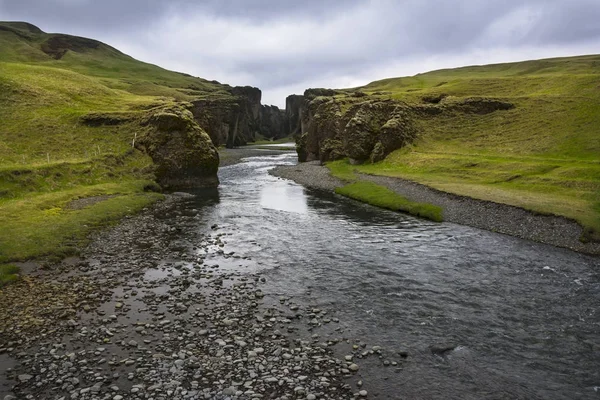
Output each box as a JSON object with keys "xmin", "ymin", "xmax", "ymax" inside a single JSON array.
[
  {"xmin": 287, "ymin": 55, "xmax": 600, "ymax": 242},
  {"xmin": 0, "ymin": 21, "xmax": 284, "ymax": 277}
]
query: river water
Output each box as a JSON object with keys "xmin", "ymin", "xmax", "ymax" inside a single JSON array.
[{"xmin": 176, "ymin": 150, "xmax": 600, "ymax": 399}]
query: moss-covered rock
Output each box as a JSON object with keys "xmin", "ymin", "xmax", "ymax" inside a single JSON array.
[
  {"xmin": 137, "ymin": 105, "xmax": 219, "ymax": 189},
  {"xmin": 370, "ymin": 142, "xmax": 385, "ymax": 163},
  {"xmin": 289, "ymin": 90, "xmax": 443, "ymax": 164},
  {"xmin": 379, "ymin": 105, "xmax": 418, "ymax": 155},
  {"xmin": 320, "ymin": 138, "xmax": 345, "ymax": 162},
  {"xmin": 342, "ymin": 100, "xmax": 400, "ymax": 162},
  {"xmin": 147, "ymin": 110, "xmax": 193, "ymax": 132}
]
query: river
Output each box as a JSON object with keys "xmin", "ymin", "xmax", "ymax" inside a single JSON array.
[{"xmin": 193, "ymin": 150, "xmax": 600, "ymax": 399}]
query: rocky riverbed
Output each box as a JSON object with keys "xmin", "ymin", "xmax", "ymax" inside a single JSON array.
[{"xmin": 0, "ymin": 192, "xmax": 386, "ymax": 400}]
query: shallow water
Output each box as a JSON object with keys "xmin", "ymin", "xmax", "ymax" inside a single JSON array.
[{"xmin": 173, "ymin": 152, "xmax": 600, "ymax": 399}]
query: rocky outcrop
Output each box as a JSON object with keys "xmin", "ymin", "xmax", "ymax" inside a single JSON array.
[
  {"xmin": 292, "ymin": 94, "xmax": 419, "ymax": 164},
  {"xmin": 191, "ymin": 86, "xmax": 288, "ymax": 148},
  {"xmin": 191, "ymin": 87, "xmax": 259, "ymax": 148},
  {"xmin": 291, "ymin": 89, "xmax": 514, "ymax": 164},
  {"xmin": 285, "ymin": 95, "xmax": 305, "ymax": 137},
  {"xmin": 136, "ymin": 105, "xmax": 219, "ymax": 189},
  {"xmin": 259, "ymin": 105, "xmax": 287, "ymax": 140}
]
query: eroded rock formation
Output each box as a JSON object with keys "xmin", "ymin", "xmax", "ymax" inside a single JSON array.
[
  {"xmin": 136, "ymin": 105, "xmax": 220, "ymax": 189},
  {"xmin": 192, "ymin": 86, "xmax": 288, "ymax": 148},
  {"xmin": 287, "ymin": 89, "xmax": 514, "ymax": 164},
  {"xmin": 259, "ymin": 105, "xmax": 287, "ymax": 140}
]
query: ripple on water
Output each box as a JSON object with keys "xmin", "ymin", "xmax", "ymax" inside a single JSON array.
[{"xmin": 177, "ymin": 152, "xmax": 600, "ymax": 399}]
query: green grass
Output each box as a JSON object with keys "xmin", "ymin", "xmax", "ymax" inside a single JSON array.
[
  {"xmin": 327, "ymin": 159, "xmax": 443, "ymax": 222},
  {"xmin": 324, "ymin": 54, "xmax": 600, "ymax": 241},
  {"xmin": 0, "ymin": 180, "xmax": 163, "ymax": 263},
  {"xmin": 326, "ymin": 159, "xmax": 360, "ymax": 181},
  {"xmin": 0, "ymin": 21, "xmax": 235, "ymax": 274},
  {"xmin": 0, "ymin": 264, "xmax": 20, "ymax": 286},
  {"xmin": 335, "ymin": 181, "xmax": 443, "ymax": 222},
  {"xmin": 354, "ymin": 150, "xmax": 600, "ymax": 241}
]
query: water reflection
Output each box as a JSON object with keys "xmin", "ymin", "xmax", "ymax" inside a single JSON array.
[
  {"xmin": 260, "ymin": 181, "xmax": 308, "ymax": 213},
  {"xmin": 188, "ymin": 152, "xmax": 600, "ymax": 399}
]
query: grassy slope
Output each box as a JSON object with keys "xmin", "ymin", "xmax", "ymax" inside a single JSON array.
[
  {"xmin": 330, "ymin": 55, "xmax": 600, "ymax": 240},
  {"xmin": 0, "ymin": 22, "xmax": 232, "ymax": 272}
]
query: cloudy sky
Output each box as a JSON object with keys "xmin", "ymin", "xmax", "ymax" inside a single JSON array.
[{"xmin": 1, "ymin": 0, "xmax": 599, "ymax": 107}]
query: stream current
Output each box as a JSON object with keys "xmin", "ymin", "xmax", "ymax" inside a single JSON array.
[{"xmin": 178, "ymin": 150, "xmax": 600, "ymax": 399}]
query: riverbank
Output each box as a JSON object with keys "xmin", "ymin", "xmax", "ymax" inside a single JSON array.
[{"xmin": 270, "ymin": 162, "xmax": 600, "ymax": 255}]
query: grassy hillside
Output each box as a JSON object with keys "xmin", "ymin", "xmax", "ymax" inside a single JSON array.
[
  {"xmin": 0, "ymin": 21, "xmax": 234, "ymax": 277},
  {"xmin": 327, "ymin": 55, "xmax": 600, "ymax": 241}
]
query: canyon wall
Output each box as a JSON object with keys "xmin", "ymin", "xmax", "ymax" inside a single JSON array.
[
  {"xmin": 192, "ymin": 86, "xmax": 288, "ymax": 148},
  {"xmin": 285, "ymin": 89, "xmax": 514, "ymax": 164}
]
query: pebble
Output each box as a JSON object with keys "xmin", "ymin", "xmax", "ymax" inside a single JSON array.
[
  {"xmin": 0, "ymin": 194, "xmax": 369, "ymax": 400},
  {"xmin": 17, "ymin": 374, "xmax": 33, "ymax": 383}
]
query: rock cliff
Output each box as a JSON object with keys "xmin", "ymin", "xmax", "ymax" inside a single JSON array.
[
  {"xmin": 259, "ymin": 105, "xmax": 287, "ymax": 140},
  {"xmin": 287, "ymin": 90, "xmax": 514, "ymax": 164},
  {"xmin": 192, "ymin": 86, "xmax": 288, "ymax": 148}
]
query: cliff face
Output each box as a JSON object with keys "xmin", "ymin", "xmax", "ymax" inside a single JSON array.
[
  {"xmin": 288, "ymin": 89, "xmax": 514, "ymax": 164},
  {"xmin": 285, "ymin": 94, "xmax": 305, "ymax": 137},
  {"xmin": 192, "ymin": 86, "xmax": 289, "ymax": 148},
  {"xmin": 259, "ymin": 105, "xmax": 287, "ymax": 140}
]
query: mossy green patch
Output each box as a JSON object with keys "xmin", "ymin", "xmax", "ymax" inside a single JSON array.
[
  {"xmin": 326, "ymin": 159, "xmax": 360, "ymax": 181},
  {"xmin": 0, "ymin": 264, "xmax": 20, "ymax": 286},
  {"xmin": 335, "ymin": 181, "xmax": 443, "ymax": 222},
  {"xmin": 0, "ymin": 181, "xmax": 163, "ymax": 263}
]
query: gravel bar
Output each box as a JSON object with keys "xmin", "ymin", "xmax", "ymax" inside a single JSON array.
[
  {"xmin": 269, "ymin": 162, "xmax": 344, "ymax": 192},
  {"xmin": 270, "ymin": 162, "xmax": 600, "ymax": 255}
]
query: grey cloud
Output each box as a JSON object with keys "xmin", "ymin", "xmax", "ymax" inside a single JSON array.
[{"xmin": 1, "ymin": 0, "xmax": 599, "ymax": 106}]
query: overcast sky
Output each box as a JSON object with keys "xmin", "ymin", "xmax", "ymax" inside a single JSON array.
[{"xmin": 1, "ymin": 0, "xmax": 599, "ymax": 107}]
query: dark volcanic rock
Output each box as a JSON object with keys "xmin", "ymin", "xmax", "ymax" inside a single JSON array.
[
  {"xmin": 192, "ymin": 86, "xmax": 289, "ymax": 148},
  {"xmin": 192, "ymin": 87, "xmax": 261, "ymax": 148},
  {"xmin": 285, "ymin": 94, "xmax": 305, "ymax": 137},
  {"xmin": 259, "ymin": 104, "xmax": 287, "ymax": 140}
]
